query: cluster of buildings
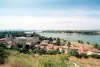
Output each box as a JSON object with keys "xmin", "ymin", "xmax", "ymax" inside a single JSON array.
[
  {"xmin": 0, "ymin": 32, "xmax": 100, "ymax": 55},
  {"xmin": 35, "ymin": 41, "xmax": 100, "ymax": 55},
  {"xmin": 0, "ymin": 32, "xmax": 39, "ymax": 48},
  {"xmin": 70, "ymin": 44, "xmax": 100, "ymax": 55}
]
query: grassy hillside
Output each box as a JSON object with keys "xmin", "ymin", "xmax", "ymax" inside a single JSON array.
[
  {"xmin": 0, "ymin": 51, "xmax": 75, "ymax": 67},
  {"xmin": 69, "ymin": 56, "xmax": 100, "ymax": 67}
]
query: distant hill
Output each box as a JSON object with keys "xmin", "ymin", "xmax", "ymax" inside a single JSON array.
[{"xmin": 0, "ymin": 29, "xmax": 25, "ymax": 32}]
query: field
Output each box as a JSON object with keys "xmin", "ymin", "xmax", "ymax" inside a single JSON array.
[
  {"xmin": 69, "ymin": 56, "xmax": 100, "ymax": 67},
  {"xmin": 1, "ymin": 50, "xmax": 100, "ymax": 67},
  {"xmin": 0, "ymin": 51, "xmax": 75, "ymax": 67}
]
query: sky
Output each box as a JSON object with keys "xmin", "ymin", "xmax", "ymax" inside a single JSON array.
[{"xmin": 0, "ymin": 0, "xmax": 100, "ymax": 30}]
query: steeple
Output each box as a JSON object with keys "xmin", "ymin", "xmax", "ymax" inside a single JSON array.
[{"xmin": 5, "ymin": 30, "xmax": 13, "ymax": 42}]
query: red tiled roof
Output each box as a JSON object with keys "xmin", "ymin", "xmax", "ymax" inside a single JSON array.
[
  {"xmin": 40, "ymin": 46, "xmax": 45, "ymax": 49},
  {"xmin": 83, "ymin": 47, "xmax": 91, "ymax": 51},
  {"xmin": 0, "ymin": 38, "xmax": 6, "ymax": 41},
  {"xmin": 60, "ymin": 45, "xmax": 68, "ymax": 49},
  {"xmin": 53, "ymin": 46, "xmax": 59, "ymax": 50},
  {"xmin": 91, "ymin": 48, "xmax": 100, "ymax": 53}
]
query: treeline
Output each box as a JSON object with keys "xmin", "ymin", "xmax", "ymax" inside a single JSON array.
[
  {"xmin": 43, "ymin": 30, "xmax": 99, "ymax": 35},
  {"xmin": 0, "ymin": 31, "xmax": 41, "ymax": 38},
  {"xmin": 0, "ymin": 31, "xmax": 26, "ymax": 38}
]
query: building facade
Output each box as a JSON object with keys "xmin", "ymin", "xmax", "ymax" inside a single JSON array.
[{"xmin": 5, "ymin": 32, "xmax": 39, "ymax": 45}]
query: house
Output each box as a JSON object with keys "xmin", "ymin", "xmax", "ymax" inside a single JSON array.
[
  {"xmin": 40, "ymin": 40, "xmax": 49, "ymax": 46},
  {"xmin": 0, "ymin": 38, "xmax": 6, "ymax": 44},
  {"xmin": 45, "ymin": 44, "xmax": 53, "ymax": 50},
  {"xmin": 87, "ymin": 51, "xmax": 93, "ymax": 55},
  {"xmin": 91, "ymin": 48, "xmax": 100, "ymax": 55},
  {"xmin": 52, "ymin": 40, "xmax": 57, "ymax": 44},
  {"xmin": 26, "ymin": 42, "xmax": 32, "ymax": 45},
  {"xmin": 53, "ymin": 45, "xmax": 59, "ymax": 50},
  {"xmin": 40, "ymin": 46, "xmax": 45, "ymax": 49},
  {"xmin": 59, "ymin": 45, "xmax": 69, "ymax": 53}
]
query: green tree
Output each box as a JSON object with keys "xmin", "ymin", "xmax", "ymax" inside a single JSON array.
[
  {"xmin": 22, "ymin": 44, "xmax": 29, "ymax": 54},
  {"xmin": 78, "ymin": 40, "xmax": 81, "ymax": 43},
  {"xmin": 94, "ymin": 43, "xmax": 98, "ymax": 48},
  {"xmin": 57, "ymin": 37, "xmax": 60, "ymax": 41},
  {"xmin": 67, "ymin": 41, "xmax": 71, "ymax": 47},
  {"xmin": 78, "ymin": 40, "xmax": 83, "ymax": 43},
  {"xmin": 80, "ymin": 40, "xmax": 83, "ymax": 44},
  {"xmin": 68, "ymin": 49, "xmax": 79, "ymax": 57},
  {"xmin": 49, "ymin": 37, "xmax": 53, "ymax": 43},
  {"xmin": 87, "ymin": 42, "xmax": 90, "ymax": 44},
  {"xmin": 68, "ymin": 41, "xmax": 71, "ymax": 45},
  {"xmin": 46, "ymin": 50, "xmax": 60, "ymax": 55},
  {"xmin": 56, "ymin": 40, "xmax": 60, "ymax": 46}
]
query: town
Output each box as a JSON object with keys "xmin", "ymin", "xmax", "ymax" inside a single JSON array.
[
  {"xmin": 0, "ymin": 31, "xmax": 100, "ymax": 67},
  {"xmin": 0, "ymin": 31, "xmax": 100, "ymax": 56}
]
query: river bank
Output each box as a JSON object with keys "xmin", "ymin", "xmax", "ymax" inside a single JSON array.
[{"xmin": 38, "ymin": 32, "xmax": 100, "ymax": 44}]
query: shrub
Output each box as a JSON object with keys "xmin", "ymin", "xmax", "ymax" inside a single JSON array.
[
  {"xmin": 87, "ymin": 42, "xmax": 90, "ymax": 44},
  {"xmin": 78, "ymin": 40, "xmax": 83, "ymax": 43},
  {"xmin": 97, "ymin": 46, "xmax": 100, "ymax": 50},
  {"xmin": 80, "ymin": 53, "xmax": 89, "ymax": 58},
  {"xmin": 0, "ymin": 43, "xmax": 6, "ymax": 49},
  {"xmin": 0, "ymin": 47, "xmax": 10, "ymax": 64},
  {"xmin": 78, "ymin": 40, "xmax": 81, "ymax": 43},
  {"xmin": 80, "ymin": 41, "xmax": 83, "ymax": 43},
  {"xmin": 22, "ymin": 44, "xmax": 29, "ymax": 54},
  {"xmin": 68, "ymin": 41, "xmax": 71, "ymax": 45},
  {"xmin": 68, "ymin": 49, "xmax": 79, "ymax": 57},
  {"xmin": 46, "ymin": 50, "xmax": 60, "ymax": 55},
  {"xmin": 12, "ymin": 46, "xmax": 20, "ymax": 52},
  {"xmin": 33, "ymin": 48, "xmax": 46, "ymax": 55},
  {"xmin": 90, "ymin": 54, "xmax": 100, "ymax": 59}
]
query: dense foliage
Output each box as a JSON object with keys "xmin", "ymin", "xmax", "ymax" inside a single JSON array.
[
  {"xmin": 90, "ymin": 54, "xmax": 100, "ymax": 59},
  {"xmin": 79, "ymin": 53, "xmax": 89, "ymax": 58},
  {"xmin": 68, "ymin": 49, "xmax": 79, "ymax": 57},
  {"xmin": 46, "ymin": 50, "xmax": 61, "ymax": 55},
  {"xmin": 0, "ymin": 44, "xmax": 10, "ymax": 64}
]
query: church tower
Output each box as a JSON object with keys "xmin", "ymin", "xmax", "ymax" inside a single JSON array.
[{"xmin": 5, "ymin": 31, "xmax": 13, "ymax": 42}]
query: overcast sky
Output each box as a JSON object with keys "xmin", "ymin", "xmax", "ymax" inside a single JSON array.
[{"xmin": 0, "ymin": 0, "xmax": 100, "ymax": 30}]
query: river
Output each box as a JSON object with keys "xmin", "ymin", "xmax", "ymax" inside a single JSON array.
[{"xmin": 38, "ymin": 33, "xmax": 100, "ymax": 44}]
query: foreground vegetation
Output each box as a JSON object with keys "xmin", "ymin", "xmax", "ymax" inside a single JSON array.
[
  {"xmin": 0, "ymin": 44, "xmax": 10, "ymax": 64},
  {"xmin": 0, "ymin": 51, "xmax": 76, "ymax": 67},
  {"xmin": 69, "ymin": 56, "xmax": 100, "ymax": 67},
  {"xmin": 0, "ymin": 31, "xmax": 100, "ymax": 67}
]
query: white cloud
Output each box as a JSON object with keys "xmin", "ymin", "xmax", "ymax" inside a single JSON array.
[
  {"xmin": 0, "ymin": 6, "xmax": 100, "ymax": 30},
  {"xmin": 0, "ymin": 15, "xmax": 100, "ymax": 30}
]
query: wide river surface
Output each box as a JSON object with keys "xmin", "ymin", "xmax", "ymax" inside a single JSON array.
[{"xmin": 38, "ymin": 33, "xmax": 100, "ymax": 44}]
